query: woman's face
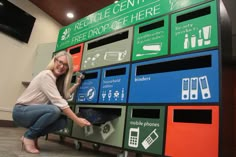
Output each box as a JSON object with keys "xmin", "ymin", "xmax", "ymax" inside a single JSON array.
[{"xmin": 53, "ymin": 55, "xmax": 69, "ymax": 77}]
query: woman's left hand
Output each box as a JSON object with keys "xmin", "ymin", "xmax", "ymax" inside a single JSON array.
[{"xmin": 74, "ymin": 76, "xmax": 82, "ymax": 87}]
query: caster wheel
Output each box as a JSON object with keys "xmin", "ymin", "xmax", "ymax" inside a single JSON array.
[
  {"xmin": 92, "ymin": 143, "xmax": 100, "ymax": 151},
  {"xmin": 117, "ymin": 151, "xmax": 128, "ymax": 157},
  {"xmin": 74, "ymin": 140, "xmax": 82, "ymax": 150}
]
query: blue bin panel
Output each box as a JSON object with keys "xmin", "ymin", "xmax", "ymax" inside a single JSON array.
[
  {"xmin": 99, "ymin": 64, "xmax": 130, "ymax": 103},
  {"xmin": 128, "ymin": 50, "xmax": 219, "ymax": 103},
  {"xmin": 76, "ymin": 69, "xmax": 101, "ymax": 103}
]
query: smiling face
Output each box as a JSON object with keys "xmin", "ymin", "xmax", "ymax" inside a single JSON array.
[{"xmin": 53, "ymin": 55, "xmax": 69, "ymax": 77}]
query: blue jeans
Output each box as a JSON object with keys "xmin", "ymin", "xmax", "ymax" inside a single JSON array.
[{"xmin": 12, "ymin": 104, "xmax": 67, "ymax": 139}]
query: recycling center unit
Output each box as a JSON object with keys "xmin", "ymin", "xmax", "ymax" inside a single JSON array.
[{"xmin": 54, "ymin": 0, "xmax": 233, "ymax": 156}]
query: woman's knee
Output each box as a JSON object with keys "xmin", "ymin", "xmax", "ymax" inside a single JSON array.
[{"xmin": 47, "ymin": 105, "xmax": 62, "ymax": 118}]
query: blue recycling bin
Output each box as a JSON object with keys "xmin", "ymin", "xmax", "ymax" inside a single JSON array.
[
  {"xmin": 128, "ymin": 49, "xmax": 219, "ymax": 103},
  {"xmin": 99, "ymin": 64, "xmax": 130, "ymax": 104},
  {"xmin": 76, "ymin": 69, "xmax": 101, "ymax": 103}
]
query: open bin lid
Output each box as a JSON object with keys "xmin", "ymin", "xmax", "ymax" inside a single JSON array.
[{"xmin": 77, "ymin": 108, "xmax": 121, "ymax": 125}]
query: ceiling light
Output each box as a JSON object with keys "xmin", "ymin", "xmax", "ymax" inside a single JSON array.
[{"xmin": 67, "ymin": 12, "xmax": 74, "ymax": 18}]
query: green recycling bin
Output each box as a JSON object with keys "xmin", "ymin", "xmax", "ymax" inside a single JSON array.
[
  {"xmin": 171, "ymin": 1, "xmax": 218, "ymax": 55},
  {"xmin": 71, "ymin": 104, "xmax": 126, "ymax": 148},
  {"xmin": 132, "ymin": 15, "xmax": 169, "ymax": 61},
  {"xmin": 124, "ymin": 106, "xmax": 166, "ymax": 155}
]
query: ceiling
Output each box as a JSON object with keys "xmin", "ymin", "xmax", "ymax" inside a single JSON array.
[{"xmin": 29, "ymin": 0, "xmax": 116, "ymax": 26}]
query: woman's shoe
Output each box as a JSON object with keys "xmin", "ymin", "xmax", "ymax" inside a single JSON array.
[
  {"xmin": 21, "ymin": 136, "xmax": 40, "ymax": 154},
  {"xmin": 34, "ymin": 138, "xmax": 40, "ymax": 150}
]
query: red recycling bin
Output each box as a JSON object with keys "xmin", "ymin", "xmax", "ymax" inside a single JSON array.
[
  {"xmin": 67, "ymin": 43, "xmax": 84, "ymax": 72},
  {"xmin": 165, "ymin": 105, "xmax": 219, "ymax": 157}
]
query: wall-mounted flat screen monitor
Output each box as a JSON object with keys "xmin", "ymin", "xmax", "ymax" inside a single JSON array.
[{"xmin": 0, "ymin": 0, "xmax": 36, "ymax": 43}]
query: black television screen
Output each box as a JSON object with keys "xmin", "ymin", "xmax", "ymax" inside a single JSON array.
[{"xmin": 0, "ymin": 0, "xmax": 36, "ymax": 43}]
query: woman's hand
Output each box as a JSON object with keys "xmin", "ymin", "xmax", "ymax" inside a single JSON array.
[
  {"xmin": 74, "ymin": 76, "xmax": 82, "ymax": 86},
  {"xmin": 75, "ymin": 117, "xmax": 91, "ymax": 127},
  {"xmin": 68, "ymin": 76, "xmax": 83, "ymax": 96},
  {"xmin": 75, "ymin": 72, "xmax": 84, "ymax": 86},
  {"xmin": 62, "ymin": 107, "xmax": 91, "ymax": 127}
]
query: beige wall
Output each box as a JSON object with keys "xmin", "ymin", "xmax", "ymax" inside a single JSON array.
[{"xmin": 0, "ymin": 0, "xmax": 62, "ymax": 120}]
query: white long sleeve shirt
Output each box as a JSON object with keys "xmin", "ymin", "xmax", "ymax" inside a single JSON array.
[{"xmin": 16, "ymin": 70, "xmax": 69, "ymax": 109}]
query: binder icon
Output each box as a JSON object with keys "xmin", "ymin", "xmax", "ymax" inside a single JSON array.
[
  {"xmin": 182, "ymin": 78, "xmax": 190, "ymax": 100},
  {"xmin": 199, "ymin": 76, "xmax": 211, "ymax": 99},
  {"xmin": 190, "ymin": 77, "xmax": 198, "ymax": 100},
  {"xmin": 181, "ymin": 76, "xmax": 211, "ymax": 100}
]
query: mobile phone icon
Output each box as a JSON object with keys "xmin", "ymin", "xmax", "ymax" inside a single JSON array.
[
  {"xmin": 128, "ymin": 128, "xmax": 139, "ymax": 148},
  {"xmin": 190, "ymin": 77, "xmax": 198, "ymax": 100},
  {"xmin": 199, "ymin": 76, "xmax": 211, "ymax": 99},
  {"xmin": 142, "ymin": 129, "xmax": 158, "ymax": 150},
  {"xmin": 182, "ymin": 78, "xmax": 190, "ymax": 100}
]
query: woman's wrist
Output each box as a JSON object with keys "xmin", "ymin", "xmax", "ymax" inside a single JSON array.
[{"xmin": 74, "ymin": 83, "xmax": 79, "ymax": 86}]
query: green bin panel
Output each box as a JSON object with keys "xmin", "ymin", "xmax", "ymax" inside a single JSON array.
[
  {"xmin": 132, "ymin": 16, "xmax": 169, "ymax": 61},
  {"xmin": 171, "ymin": 1, "xmax": 218, "ymax": 54},
  {"xmin": 124, "ymin": 106, "xmax": 166, "ymax": 155},
  {"xmin": 71, "ymin": 105, "xmax": 126, "ymax": 148},
  {"xmin": 81, "ymin": 27, "xmax": 133, "ymax": 70}
]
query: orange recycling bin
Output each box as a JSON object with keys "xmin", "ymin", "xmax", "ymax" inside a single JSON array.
[
  {"xmin": 67, "ymin": 43, "xmax": 84, "ymax": 72},
  {"xmin": 165, "ymin": 105, "xmax": 219, "ymax": 157}
]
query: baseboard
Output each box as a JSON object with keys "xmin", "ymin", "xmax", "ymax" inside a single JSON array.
[{"xmin": 0, "ymin": 120, "xmax": 16, "ymax": 127}]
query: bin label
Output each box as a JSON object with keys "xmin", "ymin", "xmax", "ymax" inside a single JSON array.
[
  {"xmin": 128, "ymin": 50, "xmax": 219, "ymax": 103},
  {"xmin": 99, "ymin": 64, "xmax": 130, "ymax": 103},
  {"xmin": 124, "ymin": 106, "xmax": 166, "ymax": 155},
  {"xmin": 76, "ymin": 69, "xmax": 101, "ymax": 103},
  {"xmin": 171, "ymin": 1, "xmax": 218, "ymax": 54},
  {"xmin": 81, "ymin": 27, "xmax": 133, "ymax": 70},
  {"xmin": 132, "ymin": 16, "xmax": 169, "ymax": 61}
]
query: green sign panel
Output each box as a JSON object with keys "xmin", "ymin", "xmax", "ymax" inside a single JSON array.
[
  {"xmin": 124, "ymin": 106, "xmax": 166, "ymax": 155},
  {"xmin": 171, "ymin": 1, "xmax": 218, "ymax": 54},
  {"xmin": 132, "ymin": 16, "xmax": 169, "ymax": 61},
  {"xmin": 56, "ymin": 0, "xmax": 211, "ymax": 51}
]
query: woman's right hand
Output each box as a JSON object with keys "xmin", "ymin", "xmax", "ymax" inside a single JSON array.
[
  {"xmin": 62, "ymin": 107, "xmax": 91, "ymax": 127},
  {"xmin": 75, "ymin": 117, "xmax": 91, "ymax": 127}
]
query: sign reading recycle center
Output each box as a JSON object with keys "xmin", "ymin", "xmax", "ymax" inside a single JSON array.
[{"xmin": 56, "ymin": 0, "xmax": 209, "ymax": 51}]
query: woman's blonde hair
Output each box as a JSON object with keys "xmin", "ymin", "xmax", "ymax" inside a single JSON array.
[{"xmin": 46, "ymin": 50, "xmax": 73, "ymax": 99}]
